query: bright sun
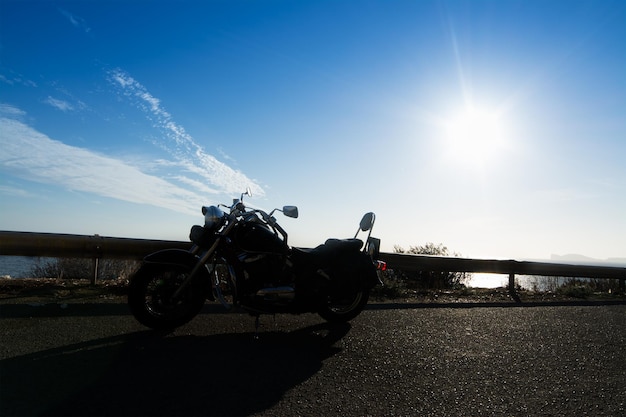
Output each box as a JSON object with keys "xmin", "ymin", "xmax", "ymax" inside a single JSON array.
[{"xmin": 443, "ymin": 106, "xmax": 506, "ymax": 168}]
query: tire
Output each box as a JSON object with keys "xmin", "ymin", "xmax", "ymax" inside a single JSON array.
[
  {"xmin": 128, "ymin": 264, "xmax": 207, "ymax": 330},
  {"xmin": 317, "ymin": 289, "xmax": 370, "ymax": 323}
]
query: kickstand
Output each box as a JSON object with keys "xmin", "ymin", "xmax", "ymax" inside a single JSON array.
[{"xmin": 254, "ymin": 315, "xmax": 260, "ymax": 340}]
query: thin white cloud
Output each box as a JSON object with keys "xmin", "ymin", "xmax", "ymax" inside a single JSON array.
[
  {"xmin": 0, "ymin": 74, "xmax": 13, "ymax": 85},
  {"xmin": 173, "ymin": 175, "xmax": 220, "ymax": 195},
  {"xmin": 217, "ymin": 147, "xmax": 237, "ymax": 163},
  {"xmin": 0, "ymin": 185, "xmax": 34, "ymax": 198},
  {"xmin": 107, "ymin": 68, "xmax": 265, "ymax": 198},
  {"xmin": 0, "ymin": 72, "xmax": 37, "ymax": 87},
  {"xmin": 0, "ymin": 115, "xmax": 204, "ymax": 215},
  {"xmin": 0, "ymin": 104, "xmax": 26, "ymax": 118},
  {"xmin": 59, "ymin": 9, "xmax": 91, "ymax": 33},
  {"xmin": 44, "ymin": 96, "xmax": 73, "ymax": 112}
]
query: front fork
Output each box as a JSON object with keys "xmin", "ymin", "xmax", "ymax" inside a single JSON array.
[
  {"xmin": 168, "ymin": 247, "xmax": 214, "ymax": 302},
  {"xmin": 171, "ymin": 219, "xmax": 237, "ymax": 301},
  {"xmin": 211, "ymin": 260, "xmax": 238, "ymax": 310}
]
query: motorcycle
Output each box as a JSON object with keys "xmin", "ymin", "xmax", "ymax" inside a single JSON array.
[{"xmin": 128, "ymin": 189, "xmax": 386, "ymax": 330}]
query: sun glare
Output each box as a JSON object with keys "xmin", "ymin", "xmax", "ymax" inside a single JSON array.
[{"xmin": 443, "ymin": 106, "xmax": 506, "ymax": 168}]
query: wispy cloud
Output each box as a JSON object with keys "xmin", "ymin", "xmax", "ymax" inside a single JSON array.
[
  {"xmin": 0, "ymin": 72, "xmax": 37, "ymax": 87},
  {"xmin": 107, "ymin": 68, "xmax": 265, "ymax": 198},
  {"xmin": 0, "ymin": 110, "xmax": 204, "ymax": 215},
  {"xmin": 0, "ymin": 68, "xmax": 264, "ymax": 215},
  {"xmin": 217, "ymin": 147, "xmax": 237, "ymax": 163},
  {"xmin": 0, "ymin": 74, "xmax": 14, "ymax": 85},
  {"xmin": 44, "ymin": 96, "xmax": 74, "ymax": 112},
  {"xmin": 0, "ymin": 103, "xmax": 26, "ymax": 118},
  {"xmin": 0, "ymin": 184, "xmax": 34, "ymax": 198},
  {"xmin": 59, "ymin": 8, "xmax": 91, "ymax": 33}
]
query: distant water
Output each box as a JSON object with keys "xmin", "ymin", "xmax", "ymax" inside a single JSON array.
[
  {"xmin": 466, "ymin": 273, "xmax": 539, "ymax": 290},
  {"xmin": 0, "ymin": 256, "xmax": 54, "ymax": 278},
  {"xmin": 466, "ymin": 272, "xmax": 624, "ymax": 291},
  {"xmin": 466, "ymin": 273, "xmax": 507, "ymax": 289}
]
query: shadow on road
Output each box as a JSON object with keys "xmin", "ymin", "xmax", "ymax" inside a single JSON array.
[
  {"xmin": 2, "ymin": 297, "xmax": 625, "ymax": 320},
  {"xmin": 0, "ymin": 322, "xmax": 350, "ymax": 416},
  {"xmin": 367, "ymin": 299, "xmax": 626, "ymax": 310},
  {"xmin": 0, "ymin": 303, "xmax": 230, "ymax": 318}
]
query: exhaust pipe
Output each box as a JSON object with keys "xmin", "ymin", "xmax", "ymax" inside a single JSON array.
[{"xmin": 256, "ymin": 286, "xmax": 295, "ymax": 301}]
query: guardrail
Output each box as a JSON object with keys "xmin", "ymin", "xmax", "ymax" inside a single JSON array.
[
  {"xmin": 0, "ymin": 231, "xmax": 192, "ymax": 284},
  {"xmin": 1, "ymin": 231, "xmax": 624, "ymax": 292},
  {"xmin": 379, "ymin": 252, "xmax": 626, "ymax": 293}
]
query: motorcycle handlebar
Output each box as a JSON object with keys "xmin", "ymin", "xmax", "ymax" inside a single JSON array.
[{"xmin": 235, "ymin": 206, "xmax": 289, "ymax": 243}]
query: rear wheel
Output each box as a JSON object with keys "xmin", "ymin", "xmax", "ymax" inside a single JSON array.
[
  {"xmin": 128, "ymin": 264, "xmax": 207, "ymax": 330},
  {"xmin": 317, "ymin": 289, "xmax": 370, "ymax": 323}
]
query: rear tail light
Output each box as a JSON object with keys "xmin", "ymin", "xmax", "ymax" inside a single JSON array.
[{"xmin": 374, "ymin": 260, "xmax": 387, "ymax": 271}]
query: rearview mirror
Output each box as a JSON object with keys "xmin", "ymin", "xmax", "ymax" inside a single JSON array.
[{"xmin": 283, "ymin": 206, "xmax": 299, "ymax": 219}]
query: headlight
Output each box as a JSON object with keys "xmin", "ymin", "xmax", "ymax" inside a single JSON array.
[{"xmin": 202, "ymin": 205, "xmax": 225, "ymax": 229}]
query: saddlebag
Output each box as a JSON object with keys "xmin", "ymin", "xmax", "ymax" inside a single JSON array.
[
  {"xmin": 326, "ymin": 251, "xmax": 380, "ymax": 293},
  {"xmin": 292, "ymin": 241, "xmax": 379, "ymax": 293}
]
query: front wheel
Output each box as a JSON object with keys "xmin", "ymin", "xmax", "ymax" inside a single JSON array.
[
  {"xmin": 128, "ymin": 263, "xmax": 207, "ymax": 330},
  {"xmin": 317, "ymin": 289, "xmax": 370, "ymax": 323}
]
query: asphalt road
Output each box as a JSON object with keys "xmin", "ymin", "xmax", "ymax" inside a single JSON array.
[{"xmin": 1, "ymin": 301, "xmax": 625, "ymax": 416}]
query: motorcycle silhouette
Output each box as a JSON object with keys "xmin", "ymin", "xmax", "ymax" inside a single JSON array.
[{"xmin": 128, "ymin": 189, "xmax": 386, "ymax": 330}]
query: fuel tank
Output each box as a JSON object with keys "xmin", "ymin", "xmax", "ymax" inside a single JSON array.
[{"xmin": 232, "ymin": 221, "xmax": 289, "ymax": 255}]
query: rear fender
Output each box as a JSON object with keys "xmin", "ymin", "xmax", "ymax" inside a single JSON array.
[{"xmin": 142, "ymin": 249, "xmax": 214, "ymax": 300}]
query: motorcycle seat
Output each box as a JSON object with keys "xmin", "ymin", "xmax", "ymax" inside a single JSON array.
[
  {"xmin": 291, "ymin": 238, "xmax": 364, "ymax": 267},
  {"xmin": 323, "ymin": 238, "xmax": 364, "ymax": 252}
]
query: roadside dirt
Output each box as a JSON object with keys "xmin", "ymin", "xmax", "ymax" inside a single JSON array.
[
  {"xmin": 1, "ymin": 277, "xmax": 623, "ymax": 305},
  {"xmin": 0, "ymin": 278, "xmax": 128, "ymax": 304}
]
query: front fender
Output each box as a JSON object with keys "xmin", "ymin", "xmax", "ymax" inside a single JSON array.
[
  {"xmin": 144, "ymin": 248, "xmax": 200, "ymax": 267},
  {"xmin": 142, "ymin": 249, "xmax": 215, "ymax": 301}
]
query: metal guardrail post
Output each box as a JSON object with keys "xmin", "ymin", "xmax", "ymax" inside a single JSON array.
[
  {"xmin": 508, "ymin": 273, "xmax": 515, "ymax": 292},
  {"xmin": 91, "ymin": 234, "xmax": 103, "ymax": 285},
  {"xmin": 507, "ymin": 273, "xmax": 522, "ymax": 302},
  {"xmin": 91, "ymin": 258, "xmax": 99, "ymax": 285}
]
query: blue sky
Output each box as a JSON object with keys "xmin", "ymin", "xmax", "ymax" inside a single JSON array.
[{"xmin": 1, "ymin": 0, "xmax": 624, "ymax": 261}]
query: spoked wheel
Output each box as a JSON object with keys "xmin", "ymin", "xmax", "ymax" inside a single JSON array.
[
  {"xmin": 317, "ymin": 289, "xmax": 370, "ymax": 323},
  {"xmin": 128, "ymin": 264, "xmax": 207, "ymax": 330}
]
